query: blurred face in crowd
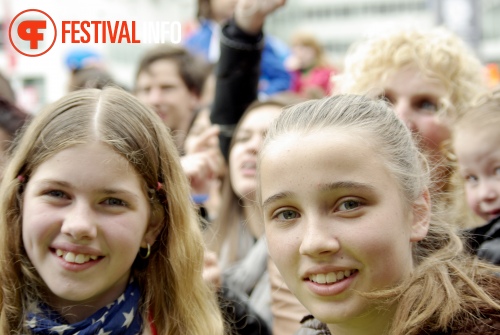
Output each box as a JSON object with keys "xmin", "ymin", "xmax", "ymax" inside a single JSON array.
[
  {"xmin": 380, "ymin": 66, "xmax": 451, "ymax": 160},
  {"xmin": 0, "ymin": 127, "xmax": 11, "ymax": 175},
  {"xmin": 135, "ymin": 59, "xmax": 198, "ymax": 139},
  {"xmin": 229, "ymin": 105, "xmax": 281, "ymax": 201},
  {"xmin": 454, "ymin": 127, "xmax": 500, "ymax": 221}
]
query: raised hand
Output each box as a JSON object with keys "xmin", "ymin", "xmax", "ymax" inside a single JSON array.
[{"xmin": 234, "ymin": 0, "xmax": 287, "ymax": 34}]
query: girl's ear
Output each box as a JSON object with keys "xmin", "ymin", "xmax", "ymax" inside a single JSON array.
[
  {"xmin": 410, "ymin": 188, "xmax": 431, "ymax": 242},
  {"xmin": 141, "ymin": 216, "xmax": 163, "ymax": 248}
]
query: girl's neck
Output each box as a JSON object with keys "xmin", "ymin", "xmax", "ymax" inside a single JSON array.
[
  {"xmin": 327, "ymin": 303, "xmax": 395, "ymax": 335},
  {"xmin": 45, "ymin": 275, "xmax": 130, "ymax": 323}
]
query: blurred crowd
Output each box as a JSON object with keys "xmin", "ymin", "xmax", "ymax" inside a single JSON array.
[{"xmin": 1, "ymin": 0, "xmax": 500, "ymax": 334}]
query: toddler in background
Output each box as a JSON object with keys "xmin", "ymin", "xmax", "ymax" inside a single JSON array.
[{"xmin": 452, "ymin": 86, "xmax": 500, "ymax": 265}]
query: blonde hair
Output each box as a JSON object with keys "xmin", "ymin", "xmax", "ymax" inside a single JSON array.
[
  {"xmin": 0, "ymin": 87, "xmax": 225, "ymax": 335},
  {"xmin": 336, "ymin": 26, "xmax": 486, "ymax": 121},
  {"xmin": 259, "ymin": 94, "xmax": 500, "ymax": 335},
  {"xmin": 448, "ymin": 86, "xmax": 500, "ymax": 227}
]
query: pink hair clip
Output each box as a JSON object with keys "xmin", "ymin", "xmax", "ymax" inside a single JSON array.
[
  {"xmin": 17, "ymin": 175, "xmax": 25, "ymax": 183},
  {"xmin": 157, "ymin": 182, "xmax": 162, "ymax": 191}
]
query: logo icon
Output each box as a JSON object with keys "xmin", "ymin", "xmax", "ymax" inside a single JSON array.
[{"xmin": 9, "ymin": 9, "xmax": 57, "ymax": 57}]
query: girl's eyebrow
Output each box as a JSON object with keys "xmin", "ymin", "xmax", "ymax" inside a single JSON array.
[
  {"xmin": 34, "ymin": 179, "xmax": 141, "ymax": 201},
  {"xmin": 262, "ymin": 181, "xmax": 375, "ymax": 209},
  {"xmin": 262, "ymin": 191, "xmax": 294, "ymax": 210}
]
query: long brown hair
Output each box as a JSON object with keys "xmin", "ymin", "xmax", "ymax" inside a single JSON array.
[{"xmin": 0, "ymin": 87, "xmax": 225, "ymax": 334}]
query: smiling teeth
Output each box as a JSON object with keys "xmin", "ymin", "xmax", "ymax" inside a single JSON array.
[
  {"xmin": 56, "ymin": 249, "xmax": 98, "ymax": 264},
  {"xmin": 310, "ymin": 270, "xmax": 354, "ymax": 284}
]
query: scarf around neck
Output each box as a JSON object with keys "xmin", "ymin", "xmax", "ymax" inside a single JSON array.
[{"xmin": 26, "ymin": 279, "xmax": 143, "ymax": 335}]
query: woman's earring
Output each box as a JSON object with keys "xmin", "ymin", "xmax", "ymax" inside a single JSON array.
[{"xmin": 139, "ymin": 243, "xmax": 151, "ymax": 259}]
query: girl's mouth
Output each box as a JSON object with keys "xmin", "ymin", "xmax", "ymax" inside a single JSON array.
[
  {"xmin": 53, "ymin": 248, "xmax": 102, "ymax": 264},
  {"xmin": 308, "ymin": 269, "xmax": 358, "ymax": 284}
]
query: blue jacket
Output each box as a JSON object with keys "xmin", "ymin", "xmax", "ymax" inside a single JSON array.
[{"xmin": 185, "ymin": 19, "xmax": 291, "ymax": 97}]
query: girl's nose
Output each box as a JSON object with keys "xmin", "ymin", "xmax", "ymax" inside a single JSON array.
[
  {"xmin": 299, "ymin": 217, "xmax": 340, "ymax": 257},
  {"xmin": 60, "ymin": 203, "xmax": 98, "ymax": 240}
]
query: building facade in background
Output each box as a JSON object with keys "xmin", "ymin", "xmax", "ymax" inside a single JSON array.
[
  {"xmin": 0, "ymin": 0, "xmax": 499, "ymax": 113},
  {"xmin": 265, "ymin": 0, "xmax": 499, "ymax": 66}
]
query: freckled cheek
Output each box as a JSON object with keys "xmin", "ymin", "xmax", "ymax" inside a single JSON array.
[
  {"xmin": 22, "ymin": 204, "xmax": 59, "ymax": 244},
  {"xmin": 355, "ymin": 234, "xmax": 412, "ymax": 287},
  {"xmin": 266, "ymin": 230, "xmax": 298, "ymax": 272}
]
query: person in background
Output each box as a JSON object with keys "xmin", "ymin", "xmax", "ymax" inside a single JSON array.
[
  {"xmin": 335, "ymin": 26, "xmax": 487, "ymax": 201},
  {"xmin": 134, "ymin": 39, "xmax": 271, "ymax": 335},
  {"xmin": 206, "ymin": 93, "xmax": 302, "ymax": 332},
  {"xmin": 285, "ymin": 31, "xmax": 336, "ymax": 98},
  {"xmin": 185, "ymin": 0, "xmax": 292, "ymax": 98},
  {"xmin": 67, "ymin": 67, "xmax": 120, "ymax": 92},
  {"xmin": 64, "ymin": 48, "xmax": 115, "ymax": 91},
  {"xmin": 259, "ymin": 94, "xmax": 500, "ymax": 335},
  {"xmin": 134, "ymin": 44, "xmax": 212, "ymax": 152},
  {"xmin": 0, "ymin": 71, "xmax": 30, "ymax": 176},
  {"xmin": 450, "ymin": 86, "xmax": 500, "ymax": 265},
  {"xmin": 134, "ymin": 44, "xmax": 221, "ymax": 212},
  {"xmin": 0, "ymin": 71, "xmax": 17, "ymax": 105},
  {"xmin": 0, "ymin": 87, "xmax": 225, "ymax": 334}
]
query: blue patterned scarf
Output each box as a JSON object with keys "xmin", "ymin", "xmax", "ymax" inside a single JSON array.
[{"xmin": 26, "ymin": 279, "xmax": 143, "ymax": 335}]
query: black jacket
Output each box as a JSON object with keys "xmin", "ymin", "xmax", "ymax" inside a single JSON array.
[
  {"xmin": 219, "ymin": 286, "xmax": 271, "ymax": 335},
  {"xmin": 466, "ymin": 215, "xmax": 500, "ymax": 265},
  {"xmin": 211, "ymin": 18, "xmax": 262, "ymax": 160}
]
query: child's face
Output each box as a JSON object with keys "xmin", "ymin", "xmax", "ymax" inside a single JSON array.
[
  {"xmin": 260, "ymin": 129, "xmax": 428, "ymax": 332},
  {"xmin": 381, "ymin": 66, "xmax": 451, "ymax": 160},
  {"xmin": 22, "ymin": 141, "xmax": 152, "ymax": 318},
  {"xmin": 454, "ymin": 129, "xmax": 500, "ymax": 221},
  {"xmin": 229, "ymin": 105, "xmax": 281, "ymax": 200}
]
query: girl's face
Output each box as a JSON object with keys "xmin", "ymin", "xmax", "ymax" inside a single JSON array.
[
  {"xmin": 229, "ymin": 105, "xmax": 281, "ymax": 200},
  {"xmin": 22, "ymin": 141, "xmax": 155, "ymax": 321},
  {"xmin": 381, "ymin": 67, "xmax": 451, "ymax": 160},
  {"xmin": 260, "ymin": 129, "xmax": 429, "ymax": 333},
  {"xmin": 454, "ymin": 128, "xmax": 500, "ymax": 221}
]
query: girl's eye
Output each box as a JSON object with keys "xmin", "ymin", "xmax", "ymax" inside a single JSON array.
[
  {"xmin": 418, "ymin": 99, "xmax": 438, "ymax": 112},
  {"xmin": 495, "ymin": 167, "xmax": 500, "ymax": 176},
  {"xmin": 276, "ymin": 210, "xmax": 299, "ymax": 220},
  {"xmin": 103, "ymin": 198, "xmax": 127, "ymax": 207},
  {"xmin": 464, "ymin": 174, "xmax": 479, "ymax": 184},
  {"xmin": 234, "ymin": 135, "xmax": 251, "ymax": 143},
  {"xmin": 338, "ymin": 200, "xmax": 361, "ymax": 211},
  {"xmin": 47, "ymin": 190, "xmax": 67, "ymax": 199}
]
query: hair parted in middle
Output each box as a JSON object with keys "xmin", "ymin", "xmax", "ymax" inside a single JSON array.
[{"xmin": 0, "ymin": 86, "xmax": 224, "ymax": 335}]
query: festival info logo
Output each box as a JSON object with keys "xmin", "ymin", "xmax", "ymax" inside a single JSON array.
[
  {"xmin": 9, "ymin": 9, "xmax": 182, "ymax": 57},
  {"xmin": 9, "ymin": 9, "xmax": 57, "ymax": 57}
]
